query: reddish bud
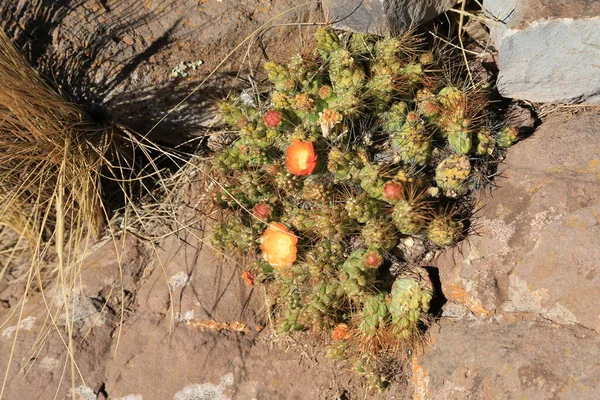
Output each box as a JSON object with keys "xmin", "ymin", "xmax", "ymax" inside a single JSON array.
[
  {"xmin": 253, "ymin": 202, "xmax": 272, "ymax": 220},
  {"xmin": 383, "ymin": 181, "xmax": 403, "ymax": 202},
  {"xmin": 264, "ymin": 109, "xmax": 282, "ymax": 128},
  {"xmin": 364, "ymin": 251, "xmax": 383, "ymax": 268}
]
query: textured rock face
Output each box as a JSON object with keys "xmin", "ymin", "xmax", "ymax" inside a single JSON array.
[
  {"xmin": 416, "ymin": 112, "xmax": 600, "ymax": 398},
  {"xmin": 322, "ymin": 0, "xmax": 456, "ymax": 35},
  {"xmin": 419, "ymin": 319, "xmax": 600, "ymax": 399},
  {"xmin": 434, "ymin": 112, "xmax": 600, "ymax": 330},
  {"xmin": 485, "ymin": 0, "xmax": 600, "ymax": 103}
]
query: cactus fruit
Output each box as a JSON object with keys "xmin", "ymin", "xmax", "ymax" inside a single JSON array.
[
  {"xmin": 427, "ymin": 215, "xmax": 463, "ymax": 247},
  {"xmin": 389, "ymin": 277, "xmax": 432, "ymax": 338},
  {"xmin": 363, "ymin": 249, "xmax": 384, "ymax": 269},
  {"xmin": 382, "ymin": 181, "xmax": 403, "ymax": 203},
  {"xmin": 435, "ymin": 154, "xmax": 472, "ymax": 196},
  {"xmin": 331, "ymin": 323, "xmax": 352, "ymax": 341}
]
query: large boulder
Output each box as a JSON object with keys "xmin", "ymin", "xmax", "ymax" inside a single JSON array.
[
  {"xmin": 433, "ymin": 111, "xmax": 600, "ymax": 330},
  {"xmin": 322, "ymin": 0, "xmax": 456, "ymax": 35},
  {"xmin": 416, "ymin": 112, "xmax": 600, "ymax": 397},
  {"xmin": 485, "ymin": 0, "xmax": 600, "ymax": 103},
  {"xmin": 416, "ymin": 318, "xmax": 600, "ymax": 399}
]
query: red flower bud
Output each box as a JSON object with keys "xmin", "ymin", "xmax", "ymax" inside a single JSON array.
[
  {"xmin": 383, "ymin": 181, "xmax": 403, "ymax": 202},
  {"xmin": 264, "ymin": 109, "xmax": 282, "ymax": 128},
  {"xmin": 253, "ymin": 202, "xmax": 272, "ymax": 220}
]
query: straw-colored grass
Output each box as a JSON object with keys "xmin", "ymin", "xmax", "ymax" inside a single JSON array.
[{"xmin": 0, "ymin": 27, "xmax": 175, "ymax": 397}]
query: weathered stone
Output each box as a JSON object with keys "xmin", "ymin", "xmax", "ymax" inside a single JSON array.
[
  {"xmin": 322, "ymin": 0, "xmax": 456, "ymax": 35},
  {"xmin": 416, "ymin": 319, "xmax": 600, "ymax": 399},
  {"xmin": 485, "ymin": 0, "xmax": 600, "ymax": 103},
  {"xmin": 433, "ymin": 112, "xmax": 600, "ymax": 331}
]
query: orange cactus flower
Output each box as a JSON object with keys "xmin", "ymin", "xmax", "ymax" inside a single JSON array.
[
  {"xmin": 260, "ymin": 222, "xmax": 298, "ymax": 268},
  {"xmin": 285, "ymin": 139, "xmax": 318, "ymax": 176},
  {"xmin": 331, "ymin": 323, "xmax": 351, "ymax": 341}
]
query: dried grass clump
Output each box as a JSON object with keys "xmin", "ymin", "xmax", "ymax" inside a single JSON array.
[
  {"xmin": 0, "ymin": 29, "xmax": 164, "ymax": 397},
  {"xmin": 0, "ymin": 29, "xmax": 111, "ymax": 244}
]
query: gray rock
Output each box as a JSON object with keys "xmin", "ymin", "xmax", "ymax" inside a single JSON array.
[
  {"xmin": 322, "ymin": 0, "xmax": 456, "ymax": 35},
  {"xmin": 485, "ymin": 0, "xmax": 600, "ymax": 103},
  {"xmin": 416, "ymin": 319, "xmax": 600, "ymax": 399},
  {"xmin": 432, "ymin": 112, "xmax": 600, "ymax": 331}
]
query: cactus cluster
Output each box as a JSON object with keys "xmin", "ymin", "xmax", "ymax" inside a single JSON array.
[{"xmin": 209, "ymin": 27, "xmax": 518, "ymax": 389}]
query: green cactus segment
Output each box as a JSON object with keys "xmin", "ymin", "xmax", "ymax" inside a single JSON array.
[
  {"xmin": 279, "ymin": 286, "xmax": 306, "ymax": 332},
  {"xmin": 301, "ymin": 177, "xmax": 331, "ymax": 203},
  {"xmin": 392, "ymin": 199, "xmax": 426, "ymax": 235},
  {"xmin": 389, "ymin": 277, "xmax": 433, "ymax": 337},
  {"xmin": 358, "ymin": 163, "xmax": 386, "ymax": 200},
  {"xmin": 380, "ymin": 101, "xmax": 408, "ymax": 132},
  {"xmin": 427, "ymin": 215, "xmax": 464, "ymax": 247},
  {"xmin": 315, "ymin": 27, "xmax": 341, "ymax": 59},
  {"xmin": 327, "ymin": 147, "xmax": 363, "ymax": 180},
  {"xmin": 361, "ymin": 218, "xmax": 397, "ymax": 251},
  {"xmin": 340, "ymin": 250, "xmax": 377, "ymax": 298},
  {"xmin": 446, "ymin": 118, "xmax": 472, "ymax": 154},
  {"xmin": 345, "ymin": 195, "xmax": 382, "ymax": 223},
  {"xmin": 475, "ymin": 128, "xmax": 495, "ymax": 156},
  {"xmin": 435, "ymin": 154, "xmax": 472, "ymax": 196},
  {"xmin": 264, "ymin": 61, "xmax": 295, "ymax": 93},
  {"xmin": 360, "ymin": 293, "xmax": 390, "ymax": 334},
  {"xmin": 211, "ymin": 222, "xmax": 256, "ymax": 252},
  {"xmin": 306, "ymin": 280, "xmax": 344, "ymax": 325},
  {"xmin": 328, "ymin": 49, "xmax": 366, "ymax": 93},
  {"xmin": 390, "ymin": 112, "xmax": 432, "ymax": 166},
  {"xmin": 496, "ymin": 127, "xmax": 519, "ymax": 148}
]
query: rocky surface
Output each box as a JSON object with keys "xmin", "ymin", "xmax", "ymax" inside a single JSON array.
[
  {"xmin": 322, "ymin": 0, "xmax": 456, "ymax": 35},
  {"xmin": 485, "ymin": 0, "xmax": 600, "ymax": 104},
  {"xmin": 0, "ymin": 0, "xmax": 321, "ymax": 143},
  {"xmin": 414, "ymin": 111, "xmax": 600, "ymax": 398},
  {"xmin": 419, "ymin": 319, "xmax": 600, "ymax": 399},
  {"xmin": 0, "ymin": 231, "xmax": 367, "ymax": 399}
]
